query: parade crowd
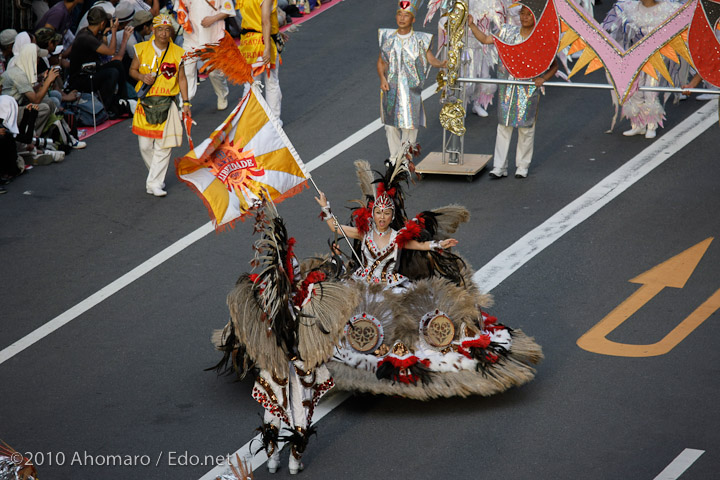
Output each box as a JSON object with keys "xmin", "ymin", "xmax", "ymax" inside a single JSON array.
[
  {"xmin": 0, "ymin": 0, "xmax": 319, "ymax": 194},
  {"xmin": 0, "ymin": 0, "xmax": 716, "ymax": 476},
  {"xmin": 0, "ymin": 0, "xmax": 714, "ymax": 194}
]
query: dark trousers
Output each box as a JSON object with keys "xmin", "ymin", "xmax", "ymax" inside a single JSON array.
[
  {"xmin": 70, "ymin": 60, "xmax": 128, "ymax": 113},
  {"xmin": 0, "ymin": 130, "xmax": 20, "ymax": 178}
]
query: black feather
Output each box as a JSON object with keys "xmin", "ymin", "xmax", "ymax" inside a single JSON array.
[
  {"xmin": 205, "ymin": 324, "xmax": 256, "ymax": 380},
  {"xmin": 252, "ymin": 416, "xmax": 280, "ymax": 455},
  {"xmin": 279, "ymin": 424, "xmax": 318, "ymax": 455},
  {"xmin": 375, "ymin": 361, "xmax": 434, "ymax": 386}
]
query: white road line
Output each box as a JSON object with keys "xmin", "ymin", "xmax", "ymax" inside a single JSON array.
[
  {"xmin": 304, "ymin": 84, "xmax": 439, "ymax": 172},
  {"xmin": 0, "ymin": 84, "xmax": 437, "ymax": 366},
  {"xmin": 472, "ymin": 100, "xmax": 719, "ymax": 292},
  {"xmin": 653, "ymin": 448, "xmax": 705, "ymax": 480},
  {"xmin": 0, "ymin": 222, "xmax": 213, "ymax": 365}
]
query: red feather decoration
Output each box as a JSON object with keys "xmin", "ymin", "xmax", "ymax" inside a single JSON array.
[
  {"xmin": 293, "ymin": 270, "xmax": 327, "ymax": 307},
  {"xmin": 352, "ymin": 207, "xmax": 372, "ymax": 234},
  {"xmin": 285, "ymin": 237, "xmax": 297, "ymax": 281},
  {"xmin": 395, "ymin": 218, "xmax": 423, "ymax": 248}
]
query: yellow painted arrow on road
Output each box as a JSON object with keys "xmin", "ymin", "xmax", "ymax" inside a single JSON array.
[{"xmin": 577, "ymin": 237, "xmax": 720, "ymax": 357}]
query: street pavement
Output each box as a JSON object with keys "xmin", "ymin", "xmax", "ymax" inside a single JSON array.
[{"xmin": 1, "ymin": 1, "xmax": 718, "ymax": 479}]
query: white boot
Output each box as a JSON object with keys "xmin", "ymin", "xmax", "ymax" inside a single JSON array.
[
  {"xmin": 623, "ymin": 125, "xmax": 646, "ymax": 136},
  {"xmin": 267, "ymin": 449, "xmax": 280, "ymax": 474},
  {"xmin": 289, "ymin": 450, "xmax": 304, "ymax": 475},
  {"xmin": 645, "ymin": 124, "xmax": 657, "ymax": 139},
  {"xmin": 472, "ymin": 103, "xmax": 488, "ymax": 117}
]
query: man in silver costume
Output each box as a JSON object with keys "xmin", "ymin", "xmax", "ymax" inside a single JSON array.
[
  {"xmin": 469, "ymin": 5, "xmax": 557, "ymax": 179},
  {"xmin": 377, "ymin": 0, "xmax": 445, "ymax": 161}
]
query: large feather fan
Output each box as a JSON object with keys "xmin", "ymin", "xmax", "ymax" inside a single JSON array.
[{"xmin": 297, "ymin": 281, "xmax": 359, "ymax": 369}]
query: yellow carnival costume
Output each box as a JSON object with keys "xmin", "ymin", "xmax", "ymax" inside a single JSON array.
[{"xmin": 132, "ymin": 40, "xmax": 185, "ymax": 138}]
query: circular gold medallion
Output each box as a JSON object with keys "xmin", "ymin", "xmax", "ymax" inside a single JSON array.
[
  {"xmin": 420, "ymin": 310, "xmax": 455, "ymax": 348},
  {"xmin": 344, "ymin": 313, "xmax": 384, "ymax": 353}
]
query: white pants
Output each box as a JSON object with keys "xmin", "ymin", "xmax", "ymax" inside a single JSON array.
[
  {"xmin": 183, "ymin": 55, "xmax": 229, "ymax": 104},
  {"xmin": 138, "ymin": 135, "xmax": 172, "ymax": 189},
  {"xmin": 244, "ymin": 67, "xmax": 282, "ymax": 120},
  {"xmin": 385, "ymin": 126, "xmax": 418, "ymax": 159},
  {"xmin": 493, "ymin": 123, "xmax": 536, "ymax": 173}
]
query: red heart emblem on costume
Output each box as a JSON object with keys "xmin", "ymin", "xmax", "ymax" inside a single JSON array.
[
  {"xmin": 399, "ymin": 1, "xmax": 411, "ymax": 10},
  {"xmin": 160, "ymin": 62, "xmax": 177, "ymax": 79}
]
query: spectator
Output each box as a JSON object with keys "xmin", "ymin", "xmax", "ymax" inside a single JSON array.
[
  {"xmin": 77, "ymin": 0, "xmax": 119, "ymax": 32},
  {"xmin": 0, "ymin": 44, "xmax": 65, "ymax": 163},
  {"xmin": 68, "ymin": 6, "xmax": 132, "ymax": 119},
  {"xmin": 32, "ymin": 1, "xmax": 51, "ymax": 26},
  {"xmin": 35, "ymin": 0, "xmax": 85, "ymax": 36},
  {"xmin": 8, "ymin": 32, "xmax": 44, "ymax": 70},
  {"xmin": 35, "ymin": 27, "xmax": 81, "ymax": 109},
  {"xmin": 0, "ymin": 95, "xmax": 25, "ymax": 184},
  {"xmin": 128, "ymin": 10, "xmax": 153, "ymax": 60},
  {"xmin": 2, "ymin": 43, "xmax": 57, "ymax": 137},
  {"xmin": 127, "ymin": 0, "xmax": 160, "ymax": 16},
  {"xmin": 104, "ymin": 2, "xmax": 139, "ymax": 82},
  {"xmin": 0, "ymin": 29, "xmax": 18, "ymax": 72},
  {"xmin": 111, "ymin": 3, "xmax": 136, "ymax": 52}
]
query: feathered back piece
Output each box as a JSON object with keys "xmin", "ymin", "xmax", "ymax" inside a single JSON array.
[
  {"xmin": 354, "ymin": 160, "xmax": 376, "ymax": 205},
  {"xmin": 248, "ymin": 200, "xmax": 299, "ymax": 357},
  {"xmin": 220, "ymin": 201, "xmax": 299, "ymax": 375},
  {"xmin": 220, "ymin": 203, "xmax": 359, "ymax": 374},
  {"xmin": 398, "ymin": 206, "xmax": 470, "ymax": 285},
  {"xmin": 184, "ymin": 32, "xmax": 253, "ymax": 85}
]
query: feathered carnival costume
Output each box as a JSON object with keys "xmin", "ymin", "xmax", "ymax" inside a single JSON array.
[
  {"xmin": 211, "ymin": 200, "xmax": 358, "ymax": 473},
  {"xmin": 601, "ymin": 0, "xmax": 688, "ymax": 134},
  {"xmin": 323, "ymin": 159, "xmax": 544, "ymax": 400}
]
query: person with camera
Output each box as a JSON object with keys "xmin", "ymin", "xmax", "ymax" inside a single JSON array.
[
  {"xmin": 67, "ymin": 6, "xmax": 133, "ymax": 119},
  {"xmin": 129, "ymin": 14, "xmax": 190, "ymax": 197},
  {"xmin": 1, "ymin": 44, "xmax": 65, "ymax": 164}
]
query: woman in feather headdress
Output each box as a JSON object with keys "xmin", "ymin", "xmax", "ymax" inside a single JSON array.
[
  {"xmin": 313, "ymin": 157, "xmax": 544, "ymax": 401},
  {"xmin": 212, "ymin": 200, "xmax": 358, "ymax": 475}
]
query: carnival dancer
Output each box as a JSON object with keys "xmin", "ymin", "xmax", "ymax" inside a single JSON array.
[
  {"xmin": 238, "ymin": 0, "xmax": 283, "ymax": 120},
  {"xmin": 378, "ymin": 0, "xmax": 446, "ymax": 161},
  {"xmin": 464, "ymin": 0, "xmax": 512, "ymax": 117},
  {"xmin": 314, "ymin": 159, "xmax": 543, "ymax": 400},
  {"xmin": 211, "ymin": 200, "xmax": 357, "ymax": 474},
  {"xmin": 468, "ymin": 6, "xmax": 558, "ymax": 178},
  {"xmin": 602, "ymin": 0, "xmax": 682, "ymax": 139},
  {"xmin": 129, "ymin": 14, "xmax": 190, "ymax": 197},
  {"xmin": 175, "ymin": 0, "xmax": 236, "ymax": 111}
]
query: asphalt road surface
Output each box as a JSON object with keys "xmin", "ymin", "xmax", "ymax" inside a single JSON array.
[{"xmin": 1, "ymin": 1, "xmax": 718, "ymax": 479}]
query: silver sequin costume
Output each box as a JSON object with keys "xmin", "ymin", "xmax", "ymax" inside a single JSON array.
[
  {"xmin": 496, "ymin": 24, "xmax": 541, "ymax": 128},
  {"xmin": 379, "ymin": 29, "xmax": 434, "ymax": 129}
]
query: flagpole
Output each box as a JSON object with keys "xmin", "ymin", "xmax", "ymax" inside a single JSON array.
[
  {"xmin": 307, "ymin": 176, "xmax": 364, "ymax": 266},
  {"xmin": 456, "ymin": 77, "xmax": 720, "ymax": 95}
]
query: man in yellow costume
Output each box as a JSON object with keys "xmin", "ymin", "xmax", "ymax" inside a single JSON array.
[
  {"xmin": 129, "ymin": 14, "xmax": 191, "ymax": 197},
  {"xmin": 237, "ymin": 0, "xmax": 282, "ymax": 120}
]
